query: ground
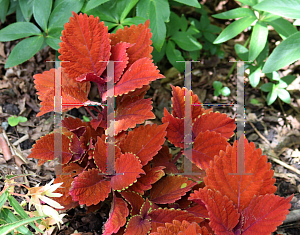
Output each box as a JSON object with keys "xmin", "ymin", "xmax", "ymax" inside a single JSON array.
[{"xmin": 1, "ymin": 2, "xmax": 300, "ymax": 235}]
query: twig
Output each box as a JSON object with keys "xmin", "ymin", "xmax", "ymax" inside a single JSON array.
[
  {"xmin": 13, "ymin": 134, "xmax": 29, "ymax": 146},
  {"xmin": 0, "ymin": 131, "xmax": 12, "ymax": 161}
]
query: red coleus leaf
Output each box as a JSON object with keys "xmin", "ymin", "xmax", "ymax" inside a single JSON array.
[
  {"xmin": 34, "ymin": 67, "xmax": 91, "ymax": 117},
  {"xmin": 110, "ymin": 153, "xmax": 145, "ymax": 191},
  {"xmin": 189, "ymin": 188, "xmax": 240, "ymax": 235},
  {"xmin": 152, "ymin": 146, "xmax": 179, "ymax": 174},
  {"xmin": 114, "ymin": 97, "xmax": 155, "ymax": 134},
  {"xmin": 103, "ymin": 196, "xmax": 129, "ymax": 235},
  {"xmin": 120, "ymin": 191, "xmax": 144, "ymax": 216},
  {"xmin": 124, "ymin": 215, "xmax": 151, "ymax": 235},
  {"xmin": 110, "ymin": 20, "xmax": 152, "ymax": 68},
  {"xmin": 149, "ymin": 208, "xmax": 204, "ymax": 233},
  {"xmin": 27, "ymin": 130, "xmax": 74, "ymax": 165},
  {"xmin": 59, "ymin": 12, "xmax": 111, "ymax": 81},
  {"xmin": 105, "ymin": 57, "xmax": 164, "ymax": 99},
  {"xmin": 186, "ymin": 204, "xmax": 209, "ymax": 219},
  {"xmin": 170, "ymin": 85, "xmax": 208, "ymax": 120},
  {"xmin": 149, "ymin": 175, "xmax": 196, "ymax": 204},
  {"xmin": 192, "ymin": 112, "xmax": 236, "ymax": 140},
  {"xmin": 61, "ymin": 116, "xmax": 87, "ymax": 137},
  {"xmin": 127, "ymin": 165, "xmax": 165, "ymax": 195},
  {"xmin": 69, "ymin": 168, "xmax": 111, "ymax": 206},
  {"xmin": 241, "ymin": 194, "xmax": 292, "ymax": 235},
  {"xmin": 191, "ymin": 131, "xmax": 229, "ymax": 170},
  {"xmin": 204, "ymin": 136, "xmax": 276, "ymax": 211},
  {"xmin": 150, "ymin": 220, "xmax": 212, "ymax": 235},
  {"xmin": 120, "ymin": 123, "xmax": 167, "ymax": 165}
]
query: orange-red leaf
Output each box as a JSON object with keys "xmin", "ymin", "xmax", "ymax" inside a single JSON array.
[
  {"xmin": 114, "ymin": 97, "xmax": 155, "ymax": 134},
  {"xmin": 150, "ymin": 220, "xmax": 211, "ymax": 235},
  {"xmin": 120, "ymin": 123, "xmax": 167, "ymax": 165},
  {"xmin": 192, "ymin": 112, "xmax": 236, "ymax": 139},
  {"xmin": 124, "ymin": 215, "xmax": 151, "ymax": 235},
  {"xmin": 149, "ymin": 175, "xmax": 196, "ymax": 204},
  {"xmin": 110, "ymin": 20, "xmax": 153, "ymax": 68},
  {"xmin": 69, "ymin": 168, "xmax": 111, "ymax": 206},
  {"xmin": 152, "ymin": 146, "xmax": 179, "ymax": 174},
  {"xmin": 189, "ymin": 188, "xmax": 239, "ymax": 235},
  {"xmin": 110, "ymin": 153, "xmax": 145, "ymax": 191},
  {"xmin": 59, "ymin": 12, "xmax": 111, "ymax": 81},
  {"xmin": 241, "ymin": 194, "xmax": 292, "ymax": 235},
  {"xmin": 191, "ymin": 131, "xmax": 229, "ymax": 170},
  {"xmin": 103, "ymin": 197, "xmax": 129, "ymax": 235},
  {"xmin": 120, "ymin": 191, "xmax": 145, "ymax": 216},
  {"xmin": 204, "ymin": 136, "xmax": 276, "ymax": 211}
]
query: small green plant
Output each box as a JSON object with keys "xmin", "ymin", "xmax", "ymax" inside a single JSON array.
[
  {"xmin": 7, "ymin": 115, "xmax": 27, "ymax": 127},
  {"xmin": 213, "ymin": 81, "xmax": 231, "ymax": 97},
  {"xmin": 0, "ymin": 174, "xmax": 65, "ymax": 235}
]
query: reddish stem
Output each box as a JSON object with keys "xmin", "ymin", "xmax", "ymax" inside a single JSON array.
[
  {"xmin": 84, "ymin": 107, "xmax": 97, "ymax": 119},
  {"xmin": 172, "ymin": 151, "xmax": 183, "ymax": 164}
]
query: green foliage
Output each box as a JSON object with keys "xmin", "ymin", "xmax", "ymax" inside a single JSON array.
[
  {"xmin": 8, "ymin": 116, "xmax": 27, "ymax": 127},
  {"xmin": 213, "ymin": 81, "xmax": 231, "ymax": 97}
]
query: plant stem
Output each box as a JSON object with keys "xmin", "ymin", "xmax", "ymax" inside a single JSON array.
[
  {"xmin": 84, "ymin": 107, "xmax": 97, "ymax": 119},
  {"xmin": 172, "ymin": 151, "xmax": 183, "ymax": 164}
]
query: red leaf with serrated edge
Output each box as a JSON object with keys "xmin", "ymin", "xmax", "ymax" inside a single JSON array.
[
  {"xmin": 103, "ymin": 196, "xmax": 129, "ymax": 235},
  {"xmin": 120, "ymin": 191, "xmax": 144, "ymax": 216},
  {"xmin": 190, "ymin": 188, "xmax": 239, "ymax": 235},
  {"xmin": 186, "ymin": 204, "xmax": 209, "ymax": 219},
  {"xmin": 120, "ymin": 123, "xmax": 167, "ymax": 165},
  {"xmin": 27, "ymin": 131, "xmax": 73, "ymax": 165},
  {"xmin": 110, "ymin": 153, "xmax": 145, "ymax": 191},
  {"xmin": 141, "ymin": 199, "xmax": 152, "ymax": 217},
  {"xmin": 124, "ymin": 215, "xmax": 151, "ymax": 235},
  {"xmin": 162, "ymin": 109, "xmax": 185, "ymax": 148},
  {"xmin": 104, "ymin": 57, "xmax": 164, "ymax": 99},
  {"xmin": 128, "ymin": 165, "xmax": 165, "ymax": 195},
  {"xmin": 241, "ymin": 194, "xmax": 292, "ymax": 235},
  {"xmin": 93, "ymin": 136, "xmax": 107, "ymax": 172},
  {"xmin": 59, "ymin": 12, "xmax": 110, "ymax": 82},
  {"xmin": 104, "ymin": 42, "xmax": 131, "ymax": 83},
  {"xmin": 114, "ymin": 98, "xmax": 155, "ymax": 134},
  {"xmin": 70, "ymin": 168, "xmax": 111, "ymax": 206},
  {"xmin": 193, "ymin": 112, "xmax": 236, "ymax": 140},
  {"xmin": 110, "ymin": 20, "xmax": 152, "ymax": 68},
  {"xmin": 150, "ymin": 220, "xmax": 212, "ymax": 235},
  {"xmin": 149, "ymin": 208, "xmax": 204, "ymax": 233},
  {"xmin": 191, "ymin": 131, "xmax": 229, "ymax": 170},
  {"xmin": 61, "ymin": 117, "xmax": 87, "ymax": 133},
  {"xmin": 170, "ymin": 85, "xmax": 208, "ymax": 120},
  {"xmin": 152, "ymin": 146, "xmax": 179, "ymax": 174},
  {"xmin": 204, "ymin": 136, "xmax": 276, "ymax": 211},
  {"xmin": 149, "ymin": 175, "xmax": 196, "ymax": 204}
]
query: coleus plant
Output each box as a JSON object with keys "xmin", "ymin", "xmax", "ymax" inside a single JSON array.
[{"xmin": 28, "ymin": 12, "xmax": 292, "ymax": 235}]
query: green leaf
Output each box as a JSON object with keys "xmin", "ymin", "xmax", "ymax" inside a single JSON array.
[
  {"xmin": 33, "ymin": 0, "xmax": 52, "ymax": 31},
  {"xmin": 122, "ymin": 17, "xmax": 146, "ymax": 26},
  {"xmin": 266, "ymin": 18, "xmax": 297, "ymax": 40},
  {"xmin": 180, "ymin": 14, "xmax": 188, "ymax": 32},
  {"xmin": 205, "ymin": 24, "xmax": 222, "ymax": 34},
  {"xmin": 277, "ymin": 88, "xmax": 291, "ymax": 103},
  {"xmin": 103, "ymin": 21, "xmax": 118, "ymax": 30},
  {"xmin": 152, "ymin": 40, "xmax": 166, "ymax": 63},
  {"xmin": 221, "ymin": 87, "xmax": 231, "ymax": 96},
  {"xmin": 213, "ymin": 81, "xmax": 223, "ymax": 90},
  {"xmin": 203, "ymin": 32, "xmax": 217, "ymax": 43},
  {"xmin": 276, "ymin": 80, "xmax": 288, "ymax": 89},
  {"xmin": 262, "ymin": 31, "xmax": 300, "ymax": 73},
  {"xmin": 186, "ymin": 25, "xmax": 200, "ymax": 36},
  {"xmin": 16, "ymin": 4, "xmax": 25, "ymax": 22},
  {"xmin": 214, "ymin": 16, "xmax": 256, "ymax": 44},
  {"xmin": 266, "ymin": 85, "xmax": 278, "ymax": 105},
  {"xmin": 199, "ymin": 14, "xmax": 210, "ymax": 30},
  {"xmin": 166, "ymin": 41, "xmax": 185, "ymax": 72},
  {"xmin": 172, "ymin": 0, "xmax": 200, "ymax": 8},
  {"xmin": 249, "ymin": 21, "xmax": 268, "ymax": 62},
  {"xmin": 0, "ymin": 190, "xmax": 8, "ymax": 210},
  {"xmin": 260, "ymin": 82, "xmax": 273, "ymax": 92},
  {"xmin": 120, "ymin": 0, "xmax": 139, "ymax": 22},
  {"xmin": 256, "ymin": 41, "xmax": 269, "ymax": 65},
  {"xmin": 18, "ymin": 0, "xmax": 33, "ymax": 21},
  {"xmin": 8, "ymin": 116, "xmax": 19, "ymax": 126},
  {"xmin": 166, "ymin": 12, "xmax": 181, "ymax": 37},
  {"xmin": 266, "ymin": 71, "xmax": 280, "ymax": 81},
  {"xmin": 261, "ymin": 12, "xmax": 281, "ymax": 22},
  {"xmin": 5, "ymin": 36, "xmax": 44, "ymax": 68},
  {"xmin": 171, "ymin": 32, "xmax": 202, "ymax": 51},
  {"xmin": 250, "ymin": 98, "xmax": 261, "ymax": 105},
  {"xmin": 281, "ymin": 75, "xmax": 296, "ymax": 85},
  {"xmin": 46, "ymin": 27, "xmax": 63, "ymax": 50},
  {"xmin": 188, "ymin": 18, "xmax": 202, "ymax": 38},
  {"xmin": 7, "ymin": 195, "xmax": 43, "ymax": 233},
  {"xmin": 82, "ymin": 115, "xmax": 90, "ymax": 122},
  {"xmin": 249, "ymin": 65, "xmax": 261, "ymax": 87},
  {"xmin": 189, "ymin": 50, "xmax": 200, "ymax": 61},
  {"xmin": 48, "ymin": 0, "xmax": 85, "ymax": 30},
  {"xmin": 294, "ymin": 19, "xmax": 300, "ymax": 25},
  {"xmin": 212, "ymin": 8, "xmax": 255, "ymax": 20},
  {"xmin": 253, "ymin": 0, "xmax": 300, "ymax": 19},
  {"xmin": 234, "ymin": 44, "xmax": 249, "ymax": 61},
  {"xmin": 0, "ymin": 22, "xmax": 41, "ymax": 42},
  {"xmin": 0, "ymin": 208, "xmax": 35, "ymax": 235},
  {"xmin": 7, "ymin": 0, "xmax": 18, "ymax": 16},
  {"xmin": 136, "ymin": 0, "xmax": 170, "ymax": 51},
  {"xmin": 82, "ymin": 0, "xmax": 110, "ymax": 12},
  {"xmin": 0, "ymin": 0, "xmax": 9, "ymax": 23},
  {"xmin": 236, "ymin": 0, "xmax": 258, "ymax": 7},
  {"xmin": 17, "ymin": 116, "xmax": 27, "ymax": 123}
]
